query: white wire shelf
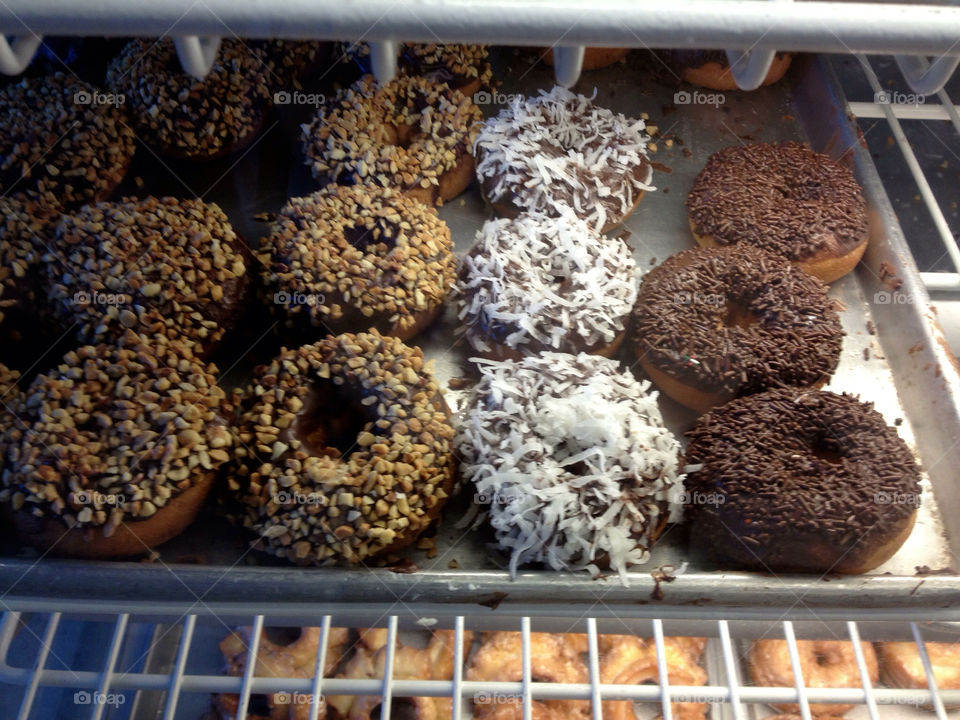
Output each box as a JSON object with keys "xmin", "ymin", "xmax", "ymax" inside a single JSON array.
[{"xmin": 1, "ymin": 611, "xmax": 959, "ymax": 719}]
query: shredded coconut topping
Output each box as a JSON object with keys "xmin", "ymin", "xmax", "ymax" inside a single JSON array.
[
  {"xmin": 456, "ymin": 352, "xmax": 685, "ymax": 582},
  {"xmin": 474, "ymin": 86, "xmax": 654, "ymax": 231},
  {"xmin": 456, "ymin": 212, "xmax": 638, "ymax": 354}
]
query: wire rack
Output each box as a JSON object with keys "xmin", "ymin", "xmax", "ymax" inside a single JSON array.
[{"xmin": 1, "ymin": 610, "xmax": 960, "ymax": 720}]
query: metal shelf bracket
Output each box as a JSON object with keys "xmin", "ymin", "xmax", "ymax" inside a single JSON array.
[
  {"xmin": 370, "ymin": 40, "xmax": 399, "ymax": 84},
  {"xmin": 726, "ymin": 48, "xmax": 777, "ymax": 91},
  {"xmin": 0, "ymin": 34, "xmax": 42, "ymax": 75},
  {"xmin": 173, "ymin": 35, "xmax": 221, "ymax": 79},
  {"xmin": 552, "ymin": 46, "xmax": 585, "ymax": 88},
  {"xmin": 895, "ymin": 54, "xmax": 960, "ymax": 95}
]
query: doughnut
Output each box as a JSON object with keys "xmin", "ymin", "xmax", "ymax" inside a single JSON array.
[
  {"xmin": 456, "ymin": 352, "xmax": 685, "ymax": 579},
  {"xmin": 687, "ymin": 142, "xmax": 869, "ymax": 283},
  {"xmin": 474, "ymin": 86, "xmax": 654, "ymax": 232},
  {"xmin": 600, "ymin": 635, "xmax": 708, "ymax": 720},
  {"xmin": 217, "ymin": 625, "xmax": 350, "ymax": 720},
  {"xmin": 230, "ymin": 331, "xmax": 456, "ymax": 565},
  {"xmin": 107, "ymin": 38, "xmax": 272, "ymax": 160},
  {"xmin": 749, "ymin": 639, "xmax": 878, "ymax": 715},
  {"xmin": 685, "ymin": 387, "xmax": 922, "ymax": 573},
  {"xmin": 0, "ymin": 196, "xmax": 61, "ymax": 353},
  {"xmin": 631, "ymin": 245, "xmax": 843, "ymax": 414},
  {"xmin": 541, "ymin": 48, "xmax": 630, "ymax": 71},
  {"xmin": 878, "ymin": 641, "xmax": 960, "ymax": 705},
  {"xmin": 301, "ymin": 74, "xmax": 482, "ymax": 206},
  {"xmin": 329, "ymin": 628, "xmax": 473, "ymax": 720},
  {"xmin": 467, "ymin": 632, "xmax": 590, "ymax": 720},
  {"xmin": 0, "ymin": 331, "xmax": 231, "ymax": 558},
  {"xmin": 666, "ymin": 50, "xmax": 793, "ymax": 90},
  {"xmin": 0, "ymin": 364, "xmax": 20, "ymax": 425},
  {"xmin": 253, "ymin": 40, "xmax": 328, "ymax": 90},
  {"xmin": 457, "ymin": 212, "xmax": 638, "ymax": 359},
  {"xmin": 259, "ymin": 185, "xmax": 455, "ymax": 342},
  {"xmin": 0, "ymin": 73, "xmax": 134, "ymax": 209},
  {"xmin": 340, "ymin": 43, "xmax": 492, "ymax": 98},
  {"xmin": 45, "ymin": 196, "xmax": 249, "ymax": 357}
]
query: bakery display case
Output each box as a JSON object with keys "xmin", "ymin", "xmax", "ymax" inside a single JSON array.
[{"xmin": 0, "ymin": 1, "xmax": 959, "ymax": 718}]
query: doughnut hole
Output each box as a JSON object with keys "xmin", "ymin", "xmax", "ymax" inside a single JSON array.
[
  {"xmin": 293, "ymin": 379, "xmax": 374, "ymax": 458},
  {"xmin": 342, "ymin": 220, "xmax": 399, "ymax": 253},
  {"xmin": 722, "ymin": 297, "xmax": 759, "ymax": 329},
  {"xmin": 264, "ymin": 626, "xmax": 304, "ymax": 647},
  {"xmin": 370, "ymin": 699, "xmax": 420, "ymax": 720}
]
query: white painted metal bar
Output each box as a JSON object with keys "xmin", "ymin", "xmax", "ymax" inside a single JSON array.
[
  {"xmin": 857, "ymin": 54, "xmax": 960, "ymax": 277},
  {"xmin": 234, "ymin": 614, "xmax": 264, "ymax": 720},
  {"xmin": 15, "ymin": 612, "xmax": 61, "ymax": 720},
  {"xmin": 936, "ymin": 87, "xmax": 960, "ymax": 137},
  {"xmin": 782, "ymin": 621, "xmax": 814, "ymax": 720},
  {"xmin": 173, "ymin": 35, "xmax": 222, "ymax": 78},
  {"xmin": 717, "ymin": 620, "xmax": 746, "ymax": 720},
  {"xmin": 921, "ymin": 272, "xmax": 960, "ymax": 291},
  {"xmin": 651, "ymin": 619, "xmax": 673, "ymax": 720},
  {"xmin": 726, "ymin": 49, "xmax": 777, "ymax": 91},
  {"xmin": 0, "ymin": 35, "xmax": 43, "ymax": 75},
  {"xmin": 380, "ymin": 616, "xmax": 399, "ymax": 720},
  {"xmin": 846, "ymin": 621, "xmax": 881, "ymax": 720},
  {"xmin": 369, "ymin": 40, "xmax": 398, "ymax": 84},
  {"xmin": 451, "ymin": 617, "xmax": 465, "ymax": 720},
  {"xmin": 847, "ymin": 101, "xmax": 959, "ymax": 121},
  {"xmin": 161, "ymin": 614, "xmax": 196, "ymax": 720},
  {"xmin": 1, "ymin": 1, "xmax": 960, "ymax": 56},
  {"xmin": 90, "ymin": 613, "xmax": 128, "ymax": 720},
  {"xmin": 911, "ymin": 622, "xmax": 950, "ymax": 720},
  {"xmin": 585, "ymin": 618, "xmax": 602, "ymax": 720},
  {"xmin": 895, "ymin": 54, "xmax": 960, "ymax": 96},
  {"xmin": 521, "ymin": 617, "xmax": 532, "ymax": 720},
  {"xmin": 552, "ymin": 46, "xmax": 585, "ymax": 88},
  {"xmin": 307, "ymin": 616, "xmax": 333, "ymax": 720}
]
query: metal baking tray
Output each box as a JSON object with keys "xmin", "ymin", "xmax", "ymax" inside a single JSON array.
[{"xmin": 2, "ymin": 48, "xmax": 959, "ymax": 613}]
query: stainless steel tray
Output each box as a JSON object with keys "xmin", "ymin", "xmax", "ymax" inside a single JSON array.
[{"xmin": 2, "ymin": 49, "xmax": 959, "ymax": 612}]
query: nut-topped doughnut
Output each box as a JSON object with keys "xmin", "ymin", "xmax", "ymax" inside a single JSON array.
[
  {"xmin": 230, "ymin": 331, "xmax": 456, "ymax": 565},
  {"xmin": 664, "ymin": 50, "xmax": 793, "ymax": 90},
  {"xmin": 0, "ymin": 196, "xmax": 61, "ymax": 349},
  {"xmin": 107, "ymin": 38, "xmax": 271, "ymax": 160},
  {"xmin": 259, "ymin": 185, "xmax": 455, "ymax": 342},
  {"xmin": 632, "ymin": 245, "xmax": 843, "ymax": 414},
  {"xmin": 687, "ymin": 142, "xmax": 869, "ymax": 282},
  {"xmin": 474, "ymin": 86, "xmax": 654, "ymax": 232},
  {"xmin": 302, "ymin": 74, "xmax": 482, "ymax": 206},
  {"xmin": 0, "ymin": 331, "xmax": 231, "ymax": 557},
  {"xmin": 342, "ymin": 42, "xmax": 493, "ymax": 98},
  {"xmin": 46, "ymin": 196, "xmax": 249, "ymax": 357},
  {"xmin": 0, "ymin": 73, "xmax": 135, "ymax": 209},
  {"xmin": 457, "ymin": 352, "xmax": 685, "ymax": 579},
  {"xmin": 685, "ymin": 388, "xmax": 922, "ymax": 574},
  {"xmin": 457, "ymin": 212, "xmax": 637, "ymax": 359}
]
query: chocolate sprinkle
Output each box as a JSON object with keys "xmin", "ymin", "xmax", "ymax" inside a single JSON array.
[
  {"xmin": 684, "ymin": 387, "xmax": 921, "ymax": 572},
  {"xmin": 632, "ymin": 245, "xmax": 843, "ymax": 398},
  {"xmin": 687, "ymin": 142, "xmax": 868, "ymax": 262}
]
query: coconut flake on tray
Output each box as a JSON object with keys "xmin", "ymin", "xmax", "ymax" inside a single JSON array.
[{"xmin": 455, "ymin": 352, "xmax": 685, "ymax": 584}]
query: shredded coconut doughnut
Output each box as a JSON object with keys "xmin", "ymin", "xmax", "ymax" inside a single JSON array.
[
  {"xmin": 457, "ymin": 352, "xmax": 685, "ymax": 582},
  {"xmin": 457, "ymin": 212, "xmax": 638, "ymax": 355},
  {"xmin": 474, "ymin": 87, "xmax": 654, "ymax": 231}
]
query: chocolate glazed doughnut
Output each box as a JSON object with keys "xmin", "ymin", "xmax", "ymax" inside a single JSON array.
[
  {"xmin": 229, "ymin": 331, "xmax": 456, "ymax": 565},
  {"xmin": 631, "ymin": 245, "xmax": 843, "ymax": 414},
  {"xmin": 685, "ymin": 388, "xmax": 922, "ymax": 574},
  {"xmin": 687, "ymin": 142, "xmax": 869, "ymax": 283}
]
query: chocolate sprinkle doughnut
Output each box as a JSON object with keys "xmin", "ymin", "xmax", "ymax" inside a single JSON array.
[
  {"xmin": 45, "ymin": 196, "xmax": 249, "ymax": 357},
  {"xmin": 457, "ymin": 212, "xmax": 637, "ymax": 357},
  {"xmin": 631, "ymin": 245, "xmax": 843, "ymax": 413},
  {"xmin": 301, "ymin": 74, "xmax": 482, "ymax": 206},
  {"xmin": 229, "ymin": 331, "xmax": 456, "ymax": 565},
  {"xmin": 0, "ymin": 73, "xmax": 135, "ymax": 209},
  {"xmin": 684, "ymin": 387, "xmax": 921, "ymax": 573},
  {"xmin": 474, "ymin": 86, "xmax": 654, "ymax": 232},
  {"xmin": 0, "ymin": 331, "xmax": 231, "ymax": 557},
  {"xmin": 687, "ymin": 142, "xmax": 868, "ymax": 279},
  {"xmin": 341, "ymin": 42, "xmax": 493, "ymax": 96},
  {"xmin": 259, "ymin": 185, "xmax": 455, "ymax": 342},
  {"xmin": 107, "ymin": 38, "xmax": 271, "ymax": 160},
  {"xmin": 456, "ymin": 352, "xmax": 685, "ymax": 580}
]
